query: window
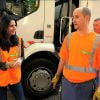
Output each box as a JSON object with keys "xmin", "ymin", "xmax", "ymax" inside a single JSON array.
[{"xmin": 6, "ymin": 0, "xmax": 39, "ymax": 19}]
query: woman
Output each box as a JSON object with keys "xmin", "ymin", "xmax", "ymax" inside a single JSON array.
[{"xmin": 0, "ymin": 15, "xmax": 25, "ymax": 100}]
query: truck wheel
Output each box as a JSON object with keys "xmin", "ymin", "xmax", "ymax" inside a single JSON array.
[{"xmin": 22, "ymin": 58, "xmax": 57, "ymax": 98}]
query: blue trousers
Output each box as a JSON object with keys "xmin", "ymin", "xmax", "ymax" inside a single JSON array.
[
  {"xmin": 61, "ymin": 76, "xmax": 96, "ymax": 100},
  {"xmin": 0, "ymin": 82, "xmax": 25, "ymax": 100}
]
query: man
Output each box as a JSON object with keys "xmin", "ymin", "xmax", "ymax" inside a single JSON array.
[
  {"xmin": 52, "ymin": 7, "xmax": 100, "ymax": 100},
  {"xmin": 93, "ymin": 18, "xmax": 100, "ymax": 100},
  {"xmin": 93, "ymin": 18, "xmax": 100, "ymax": 34}
]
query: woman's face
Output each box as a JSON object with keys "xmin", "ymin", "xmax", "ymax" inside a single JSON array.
[{"xmin": 7, "ymin": 20, "xmax": 17, "ymax": 35}]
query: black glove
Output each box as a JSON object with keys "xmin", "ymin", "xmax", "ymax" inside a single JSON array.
[{"xmin": 0, "ymin": 62, "xmax": 7, "ymax": 70}]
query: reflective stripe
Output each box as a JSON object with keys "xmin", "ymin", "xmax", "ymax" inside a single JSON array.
[
  {"xmin": 66, "ymin": 65, "xmax": 96, "ymax": 73},
  {"xmin": 10, "ymin": 54, "xmax": 17, "ymax": 57},
  {"xmin": 89, "ymin": 34, "xmax": 100, "ymax": 67}
]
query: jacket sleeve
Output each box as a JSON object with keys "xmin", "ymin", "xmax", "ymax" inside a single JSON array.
[
  {"xmin": 0, "ymin": 62, "xmax": 7, "ymax": 70},
  {"xmin": 21, "ymin": 38, "xmax": 24, "ymax": 59}
]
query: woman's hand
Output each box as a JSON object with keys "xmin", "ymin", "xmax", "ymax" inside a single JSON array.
[
  {"xmin": 12, "ymin": 58, "xmax": 23, "ymax": 67},
  {"xmin": 7, "ymin": 58, "xmax": 23, "ymax": 68}
]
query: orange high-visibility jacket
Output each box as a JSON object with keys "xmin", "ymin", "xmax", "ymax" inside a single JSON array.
[
  {"xmin": 0, "ymin": 38, "xmax": 22, "ymax": 86},
  {"xmin": 59, "ymin": 32, "xmax": 100, "ymax": 83}
]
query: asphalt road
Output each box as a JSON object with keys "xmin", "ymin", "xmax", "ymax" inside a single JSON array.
[{"xmin": 7, "ymin": 88, "xmax": 61, "ymax": 100}]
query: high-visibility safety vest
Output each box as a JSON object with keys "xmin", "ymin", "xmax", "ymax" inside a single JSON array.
[
  {"xmin": 60, "ymin": 32, "xmax": 100, "ymax": 83},
  {"xmin": 0, "ymin": 38, "xmax": 22, "ymax": 86}
]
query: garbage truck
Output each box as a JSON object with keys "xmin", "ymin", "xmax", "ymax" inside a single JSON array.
[{"xmin": 3, "ymin": 0, "xmax": 100, "ymax": 98}]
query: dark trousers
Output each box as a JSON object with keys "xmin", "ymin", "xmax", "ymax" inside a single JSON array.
[
  {"xmin": 0, "ymin": 82, "xmax": 25, "ymax": 100},
  {"xmin": 61, "ymin": 76, "xmax": 96, "ymax": 100}
]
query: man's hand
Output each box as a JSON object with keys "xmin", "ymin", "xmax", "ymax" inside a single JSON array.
[
  {"xmin": 93, "ymin": 86, "xmax": 100, "ymax": 100},
  {"xmin": 51, "ymin": 75, "xmax": 59, "ymax": 89}
]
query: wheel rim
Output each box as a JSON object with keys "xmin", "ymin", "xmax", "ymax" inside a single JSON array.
[{"xmin": 27, "ymin": 67, "xmax": 52, "ymax": 92}]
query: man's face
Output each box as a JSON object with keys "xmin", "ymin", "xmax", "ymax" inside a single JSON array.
[
  {"xmin": 72, "ymin": 9, "xmax": 88, "ymax": 30},
  {"xmin": 93, "ymin": 20, "xmax": 100, "ymax": 34}
]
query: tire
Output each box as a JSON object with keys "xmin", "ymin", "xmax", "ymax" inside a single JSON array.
[{"xmin": 22, "ymin": 58, "xmax": 57, "ymax": 98}]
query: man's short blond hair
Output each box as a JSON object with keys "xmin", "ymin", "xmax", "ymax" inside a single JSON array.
[{"xmin": 76, "ymin": 7, "xmax": 91, "ymax": 17}]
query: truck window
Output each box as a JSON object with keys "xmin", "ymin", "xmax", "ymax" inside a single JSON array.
[{"xmin": 6, "ymin": 0, "xmax": 39, "ymax": 19}]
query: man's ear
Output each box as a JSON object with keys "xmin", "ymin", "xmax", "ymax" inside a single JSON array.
[{"xmin": 86, "ymin": 15, "xmax": 90, "ymax": 22}]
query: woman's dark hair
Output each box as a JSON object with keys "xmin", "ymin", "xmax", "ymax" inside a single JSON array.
[{"xmin": 0, "ymin": 15, "xmax": 19, "ymax": 51}]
